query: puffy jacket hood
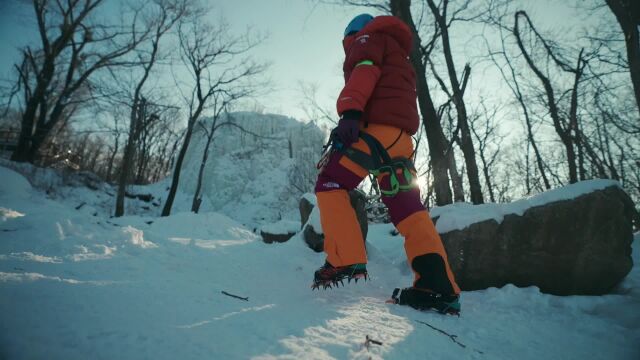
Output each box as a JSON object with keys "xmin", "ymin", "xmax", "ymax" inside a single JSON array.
[{"xmin": 344, "ymin": 16, "xmax": 413, "ymax": 55}]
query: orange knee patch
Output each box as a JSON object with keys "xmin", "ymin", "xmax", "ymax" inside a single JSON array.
[{"xmin": 316, "ymin": 190, "xmax": 367, "ymax": 266}]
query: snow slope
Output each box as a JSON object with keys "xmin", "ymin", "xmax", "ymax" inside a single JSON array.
[{"xmin": 1, "ymin": 165, "xmax": 638, "ymax": 360}]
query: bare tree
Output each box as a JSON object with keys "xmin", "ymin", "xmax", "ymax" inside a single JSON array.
[
  {"xmin": 390, "ymin": 0, "xmax": 456, "ymax": 206},
  {"xmin": 161, "ymin": 13, "xmax": 266, "ymax": 216},
  {"xmin": 430, "ymin": 68, "xmax": 465, "ymax": 203},
  {"xmin": 483, "ymin": 16, "xmax": 551, "ymax": 190},
  {"xmin": 114, "ymin": 0, "xmax": 188, "ymax": 217},
  {"xmin": 134, "ymin": 105, "xmax": 180, "ymax": 184},
  {"xmin": 513, "ymin": 11, "xmax": 591, "ymax": 184},
  {"xmin": 469, "ymin": 100, "xmax": 503, "ymax": 203},
  {"xmin": 424, "ymin": 0, "xmax": 484, "ymax": 204},
  {"xmin": 298, "ymin": 81, "xmax": 337, "ymax": 127},
  {"xmin": 10, "ymin": 0, "xmax": 149, "ymax": 164}
]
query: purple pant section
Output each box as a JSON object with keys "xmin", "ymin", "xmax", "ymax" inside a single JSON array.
[
  {"xmin": 315, "ymin": 151, "xmax": 425, "ymax": 226},
  {"xmin": 377, "ymin": 172, "xmax": 425, "ymax": 226},
  {"xmin": 315, "ymin": 152, "xmax": 363, "ymax": 193},
  {"xmin": 381, "ymin": 188, "xmax": 425, "ymax": 225}
]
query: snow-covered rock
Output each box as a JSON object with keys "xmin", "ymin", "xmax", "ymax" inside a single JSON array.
[
  {"xmin": 260, "ymin": 219, "xmax": 299, "ymax": 243},
  {"xmin": 438, "ymin": 181, "xmax": 636, "ymax": 295}
]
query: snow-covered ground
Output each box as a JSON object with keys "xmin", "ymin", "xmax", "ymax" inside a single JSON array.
[{"xmin": 1, "ymin": 163, "xmax": 638, "ymax": 359}]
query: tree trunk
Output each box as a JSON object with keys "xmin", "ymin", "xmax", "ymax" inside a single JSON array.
[
  {"xmin": 426, "ymin": 0, "xmax": 483, "ymax": 204},
  {"xmin": 447, "ymin": 149, "xmax": 465, "ymax": 202},
  {"xmin": 570, "ymin": 53, "xmax": 587, "ymax": 181},
  {"xmin": 11, "ymin": 113, "xmax": 35, "ymax": 162},
  {"xmin": 135, "ymin": 137, "xmax": 147, "ymax": 184},
  {"xmin": 12, "ymin": 50, "xmax": 57, "ymax": 163},
  {"xmin": 522, "ymin": 98, "xmax": 551, "ymax": 189},
  {"xmin": 115, "ymin": 111, "xmax": 139, "ymax": 216},
  {"xmin": 162, "ymin": 119, "xmax": 196, "ymax": 217},
  {"xmin": 115, "ymin": 134, "xmax": 136, "ymax": 217},
  {"xmin": 106, "ymin": 134, "xmax": 120, "ymax": 183},
  {"xmin": 606, "ymin": 0, "xmax": 640, "ymax": 118},
  {"xmin": 27, "ymin": 123, "xmax": 50, "ymax": 164},
  {"xmin": 455, "ymin": 105, "xmax": 484, "ymax": 203},
  {"xmin": 479, "ymin": 150, "xmax": 496, "ymax": 203},
  {"xmin": 567, "ymin": 51, "xmax": 585, "ymax": 184},
  {"xmin": 390, "ymin": 0, "xmax": 453, "ymax": 206},
  {"xmin": 115, "ymin": 97, "xmax": 148, "ymax": 216},
  {"xmin": 191, "ymin": 131, "xmax": 214, "ymax": 213},
  {"xmin": 163, "ymin": 138, "xmax": 180, "ymax": 177}
]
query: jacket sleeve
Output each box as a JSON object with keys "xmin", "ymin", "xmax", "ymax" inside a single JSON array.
[{"xmin": 336, "ymin": 34, "xmax": 384, "ymax": 115}]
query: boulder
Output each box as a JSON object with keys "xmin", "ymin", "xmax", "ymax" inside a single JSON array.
[
  {"xmin": 349, "ymin": 190, "xmax": 368, "ymax": 240},
  {"xmin": 299, "ymin": 194, "xmax": 315, "ymax": 228},
  {"xmin": 303, "ymin": 219, "xmax": 324, "ymax": 252},
  {"xmin": 261, "ymin": 231, "xmax": 296, "ymax": 244},
  {"xmin": 299, "ymin": 190, "xmax": 369, "ymax": 252},
  {"xmin": 260, "ymin": 220, "xmax": 300, "ymax": 244},
  {"xmin": 438, "ymin": 185, "xmax": 636, "ymax": 296}
]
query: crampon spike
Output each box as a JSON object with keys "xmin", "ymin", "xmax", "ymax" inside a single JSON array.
[{"xmin": 311, "ymin": 264, "xmax": 368, "ymax": 291}]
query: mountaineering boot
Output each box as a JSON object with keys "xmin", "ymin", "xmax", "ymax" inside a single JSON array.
[
  {"xmin": 386, "ymin": 287, "xmax": 461, "ymax": 315},
  {"xmin": 311, "ymin": 261, "xmax": 368, "ymax": 290}
]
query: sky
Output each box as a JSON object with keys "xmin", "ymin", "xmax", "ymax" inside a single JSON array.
[
  {"xmin": 0, "ymin": 0, "xmax": 607, "ymax": 123},
  {"xmin": 0, "ymin": 0, "xmax": 374, "ymax": 121},
  {"xmin": 214, "ymin": 0, "xmax": 364, "ymax": 119}
]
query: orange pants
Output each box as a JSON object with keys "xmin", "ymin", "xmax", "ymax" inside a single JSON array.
[{"xmin": 315, "ymin": 123, "xmax": 460, "ymax": 295}]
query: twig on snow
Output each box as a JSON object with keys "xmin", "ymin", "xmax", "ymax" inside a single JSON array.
[
  {"xmin": 415, "ymin": 319, "xmax": 484, "ymax": 354},
  {"xmin": 364, "ymin": 335, "xmax": 383, "ymax": 350},
  {"xmin": 221, "ymin": 291, "xmax": 249, "ymax": 301}
]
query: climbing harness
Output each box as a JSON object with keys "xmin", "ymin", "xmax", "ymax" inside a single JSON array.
[{"xmin": 316, "ymin": 129, "xmax": 417, "ymax": 197}]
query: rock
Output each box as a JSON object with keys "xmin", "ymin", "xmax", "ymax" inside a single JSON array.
[
  {"xmin": 349, "ymin": 190, "xmax": 368, "ymax": 240},
  {"xmin": 261, "ymin": 231, "xmax": 296, "ymax": 244},
  {"xmin": 299, "ymin": 194, "xmax": 315, "ymax": 229},
  {"xmin": 299, "ymin": 190, "xmax": 369, "ymax": 252},
  {"xmin": 439, "ymin": 185, "xmax": 636, "ymax": 296},
  {"xmin": 303, "ymin": 219, "xmax": 324, "ymax": 252},
  {"xmin": 260, "ymin": 220, "xmax": 300, "ymax": 244}
]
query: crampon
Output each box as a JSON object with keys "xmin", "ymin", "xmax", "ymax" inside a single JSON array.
[
  {"xmin": 311, "ymin": 262, "xmax": 368, "ymax": 290},
  {"xmin": 385, "ymin": 287, "xmax": 461, "ymax": 316}
]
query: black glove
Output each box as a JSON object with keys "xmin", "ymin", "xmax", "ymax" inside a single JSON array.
[{"xmin": 334, "ymin": 110, "xmax": 362, "ymax": 148}]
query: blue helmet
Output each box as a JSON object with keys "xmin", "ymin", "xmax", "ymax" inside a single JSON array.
[{"xmin": 344, "ymin": 14, "xmax": 374, "ymax": 37}]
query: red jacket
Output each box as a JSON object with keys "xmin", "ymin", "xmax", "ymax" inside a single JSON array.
[{"xmin": 337, "ymin": 16, "xmax": 419, "ymax": 135}]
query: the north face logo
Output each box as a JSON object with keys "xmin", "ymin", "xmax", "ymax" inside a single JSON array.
[
  {"xmin": 356, "ymin": 34, "xmax": 369, "ymax": 44},
  {"xmin": 322, "ymin": 182, "xmax": 341, "ymax": 189}
]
